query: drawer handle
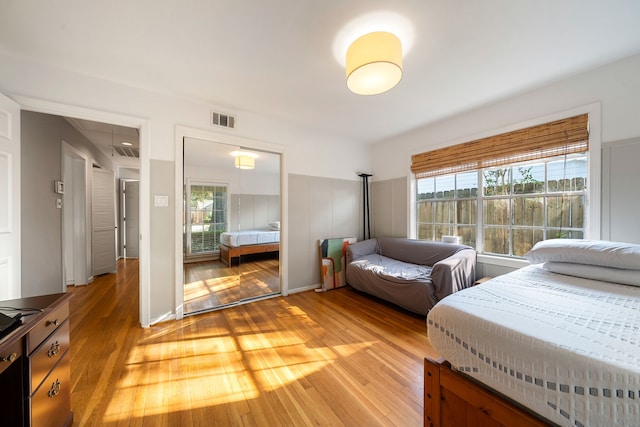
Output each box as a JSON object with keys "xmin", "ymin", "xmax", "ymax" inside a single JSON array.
[
  {"xmin": 48, "ymin": 341, "xmax": 61, "ymax": 358},
  {"xmin": 46, "ymin": 319, "xmax": 60, "ymax": 327},
  {"xmin": 47, "ymin": 379, "xmax": 61, "ymax": 398},
  {"xmin": 0, "ymin": 352, "xmax": 17, "ymax": 363}
]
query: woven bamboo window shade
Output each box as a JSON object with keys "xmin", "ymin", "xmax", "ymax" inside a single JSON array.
[{"xmin": 411, "ymin": 114, "xmax": 589, "ymax": 178}]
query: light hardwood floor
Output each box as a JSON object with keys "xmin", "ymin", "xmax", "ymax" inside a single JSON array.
[
  {"xmin": 183, "ymin": 256, "xmax": 279, "ymax": 314},
  {"xmin": 69, "ymin": 258, "xmax": 438, "ymax": 426}
]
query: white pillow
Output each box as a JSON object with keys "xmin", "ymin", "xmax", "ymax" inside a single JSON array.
[
  {"xmin": 269, "ymin": 221, "xmax": 280, "ymax": 231},
  {"xmin": 524, "ymin": 239, "xmax": 640, "ymax": 270},
  {"xmin": 543, "ymin": 261, "xmax": 640, "ymax": 287}
]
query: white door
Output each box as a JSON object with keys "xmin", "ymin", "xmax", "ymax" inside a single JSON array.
[
  {"xmin": 92, "ymin": 168, "xmax": 117, "ymax": 276},
  {"xmin": 0, "ymin": 93, "xmax": 20, "ymax": 300},
  {"xmin": 124, "ymin": 180, "xmax": 139, "ymax": 258}
]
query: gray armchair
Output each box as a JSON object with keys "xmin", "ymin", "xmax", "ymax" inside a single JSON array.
[{"xmin": 346, "ymin": 237, "xmax": 477, "ymax": 315}]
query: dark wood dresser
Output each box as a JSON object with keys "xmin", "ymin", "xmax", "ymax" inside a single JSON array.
[{"xmin": 0, "ymin": 293, "xmax": 73, "ymax": 427}]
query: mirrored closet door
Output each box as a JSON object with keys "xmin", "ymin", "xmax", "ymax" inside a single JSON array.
[{"xmin": 182, "ymin": 137, "xmax": 281, "ymax": 314}]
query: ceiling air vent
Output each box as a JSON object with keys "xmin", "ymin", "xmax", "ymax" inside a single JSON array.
[
  {"xmin": 211, "ymin": 111, "xmax": 235, "ymax": 129},
  {"xmin": 113, "ymin": 146, "xmax": 140, "ymax": 158}
]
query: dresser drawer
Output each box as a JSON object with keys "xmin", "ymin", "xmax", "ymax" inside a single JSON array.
[
  {"xmin": 30, "ymin": 320, "xmax": 70, "ymax": 394},
  {"xmin": 28, "ymin": 303, "xmax": 69, "ymax": 355},
  {"xmin": 0, "ymin": 336, "xmax": 22, "ymax": 376},
  {"xmin": 30, "ymin": 351, "xmax": 71, "ymax": 427},
  {"xmin": 0, "ymin": 336, "xmax": 25, "ymax": 426}
]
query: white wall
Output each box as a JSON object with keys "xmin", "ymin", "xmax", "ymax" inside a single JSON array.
[
  {"xmin": 0, "ymin": 55, "xmax": 370, "ymax": 180},
  {"xmin": 0, "ymin": 53, "xmax": 370, "ymax": 324},
  {"xmin": 372, "ymin": 53, "xmax": 640, "ymax": 181},
  {"xmin": 370, "ymin": 53, "xmax": 640, "ymax": 277}
]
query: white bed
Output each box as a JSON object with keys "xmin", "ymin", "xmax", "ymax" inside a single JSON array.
[
  {"xmin": 427, "ymin": 240, "xmax": 640, "ymax": 427},
  {"xmin": 218, "ymin": 229, "xmax": 280, "ymax": 266},
  {"xmin": 219, "ymin": 230, "xmax": 280, "ymax": 247}
]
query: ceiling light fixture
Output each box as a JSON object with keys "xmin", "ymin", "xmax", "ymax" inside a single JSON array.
[
  {"xmin": 121, "ymin": 141, "xmax": 133, "ymax": 146},
  {"xmin": 346, "ymin": 31, "xmax": 403, "ymax": 95},
  {"xmin": 231, "ymin": 151, "xmax": 257, "ymax": 170}
]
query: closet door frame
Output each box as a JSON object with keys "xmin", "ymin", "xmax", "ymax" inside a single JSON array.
[{"xmin": 175, "ymin": 127, "xmax": 286, "ymax": 320}]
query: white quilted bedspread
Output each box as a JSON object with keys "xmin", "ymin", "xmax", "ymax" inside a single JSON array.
[{"xmin": 427, "ymin": 265, "xmax": 640, "ymax": 427}]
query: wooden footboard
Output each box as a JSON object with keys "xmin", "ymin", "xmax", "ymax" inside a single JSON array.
[
  {"xmin": 219, "ymin": 243, "xmax": 279, "ymax": 266},
  {"xmin": 424, "ymin": 357, "xmax": 550, "ymax": 427}
]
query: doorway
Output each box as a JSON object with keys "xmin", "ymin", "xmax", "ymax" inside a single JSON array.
[
  {"xmin": 92, "ymin": 166, "xmax": 117, "ymax": 276},
  {"xmin": 62, "ymin": 141, "xmax": 89, "ymax": 287},
  {"xmin": 182, "ymin": 137, "xmax": 281, "ymax": 314},
  {"xmin": 60, "ymin": 120, "xmax": 140, "ymax": 283},
  {"xmin": 18, "ymin": 98, "xmax": 150, "ymax": 326},
  {"xmin": 121, "ymin": 179, "xmax": 140, "ymax": 259}
]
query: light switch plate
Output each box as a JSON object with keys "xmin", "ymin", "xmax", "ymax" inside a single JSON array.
[{"xmin": 154, "ymin": 195, "xmax": 169, "ymax": 207}]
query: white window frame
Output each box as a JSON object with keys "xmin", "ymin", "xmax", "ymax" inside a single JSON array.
[
  {"xmin": 185, "ymin": 178, "xmax": 230, "ymax": 257},
  {"xmin": 408, "ymin": 104, "xmax": 601, "ymax": 269}
]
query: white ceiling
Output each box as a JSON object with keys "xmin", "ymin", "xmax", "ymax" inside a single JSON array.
[{"xmin": 2, "ymin": 0, "xmax": 640, "ymax": 153}]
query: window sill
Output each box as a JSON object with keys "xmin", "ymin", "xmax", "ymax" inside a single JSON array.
[{"xmin": 477, "ymin": 254, "xmax": 530, "ymax": 269}]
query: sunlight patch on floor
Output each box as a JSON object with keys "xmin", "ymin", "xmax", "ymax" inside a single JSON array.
[{"xmin": 102, "ymin": 325, "xmax": 376, "ymax": 420}]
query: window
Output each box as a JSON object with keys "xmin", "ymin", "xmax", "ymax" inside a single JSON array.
[
  {"xmin": 416, "ymin": 154, "xmax": 587, "ymax": 257},
  {"xmin": 412, "ymin": 114, "xmax": 591, "ymax": 259},
  {"xmin": 184, "ymin": 182, "xmax": 228, "ymax": 257},
  {"xmin": 417, "ymin": 171, "xmax": 477, "ymax": 247}
]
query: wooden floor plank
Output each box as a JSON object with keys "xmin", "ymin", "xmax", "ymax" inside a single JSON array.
[{"xmin": 69, "ymin": 258, "xmax": 433, "ymax": 426}]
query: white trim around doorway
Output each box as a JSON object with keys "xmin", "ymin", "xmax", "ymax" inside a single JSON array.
[{"xmin": 14, "ymin": 96, "xmax": 152, "ymax": 327}]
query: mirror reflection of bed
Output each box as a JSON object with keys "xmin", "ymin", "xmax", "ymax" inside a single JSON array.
[{"xmin": 182, "ymin": 137, "xmax": 281, "ymax": 315}]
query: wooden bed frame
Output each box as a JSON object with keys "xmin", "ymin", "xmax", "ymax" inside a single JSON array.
[
  {"xmin": 219, "ymin": 243, "xmax": 279, "ymax": 266},
  {"xmin": 424, "ymin": 357, "xmax": 551, "ymax": 427}
]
